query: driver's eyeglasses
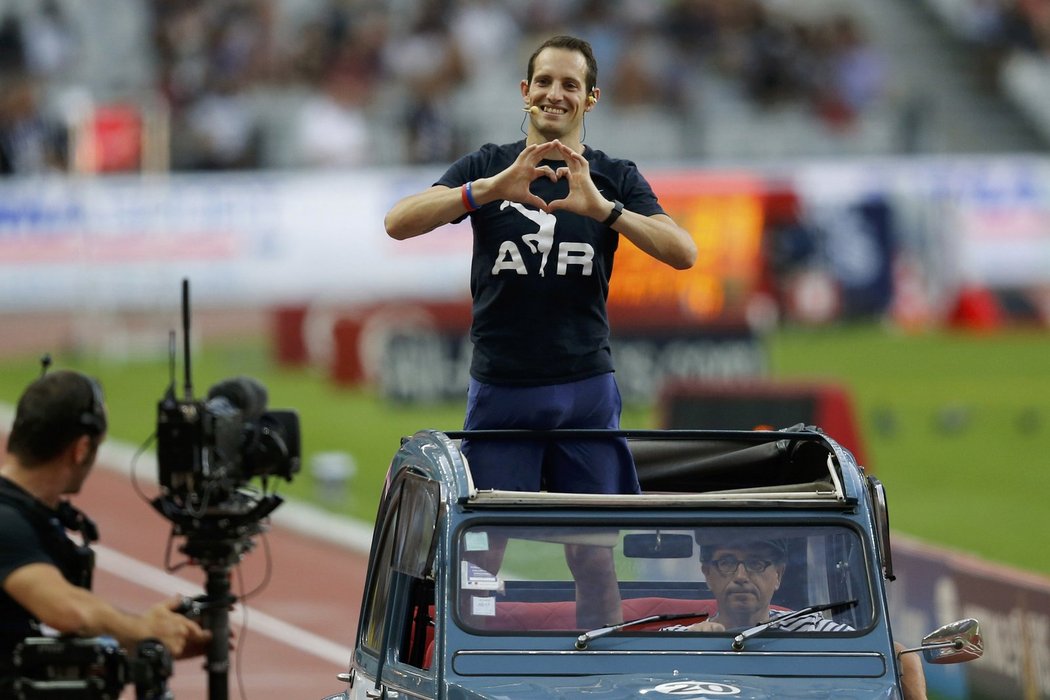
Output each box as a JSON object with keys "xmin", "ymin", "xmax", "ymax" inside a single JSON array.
[{"xmin": 711, "ymin": 556, "xmax": 774, "ymax": 576}]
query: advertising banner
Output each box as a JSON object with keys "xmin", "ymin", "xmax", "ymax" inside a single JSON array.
[
  {"xmin": 2, "ymin": 156, "xmax": 1050, "ymax": 325},
  {"xmin": 890, "ymin": 534, "xmax": 1050, "ymax": 700},
  {"xmin": 370, "ymin": 315, "xmax": 763, "ymax": 404},
  {"xmin": 0, "ymin": 170, "xmax": 471, "ymax": 311},
  {"xmin": 609, "ymin": 171, "xmax": 767, "ymax": 324}
]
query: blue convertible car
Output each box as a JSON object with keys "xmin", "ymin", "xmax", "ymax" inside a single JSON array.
[{"xmin": 322, "ymin": 427, "xmax": 981, "ymax": 699}]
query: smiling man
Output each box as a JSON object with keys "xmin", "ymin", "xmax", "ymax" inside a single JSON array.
[
  {"xmin": 384, "ymin": 34, "xmax": 695, "ymax": 627},
  {"xmin": 384, "ymin": 34, "xmax": 695, "ymax": 494}
]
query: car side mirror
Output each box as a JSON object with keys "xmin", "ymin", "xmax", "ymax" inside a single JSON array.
[
  {"xmin": 921, "ymin": 618, "xmax": 983, "ymax": 664},
  {"xmin": 898, "ymin": 618, "xmax": 983, "ymax": 665}
]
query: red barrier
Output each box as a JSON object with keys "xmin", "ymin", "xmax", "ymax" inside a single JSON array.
[
  {"xmin": 331, "ymin": 316, "xmax": 366, "ymax": 385},
  {"xmin": 947, "ymin": 286, "xmax": 1003, "ymax": 332},
  {"xmin": 272, "ymin": 304, "xmax": 309, "ymax": 366},
  {"xmin": 323, "ymin": 301, "xmax": 472, "ymax": 387}
]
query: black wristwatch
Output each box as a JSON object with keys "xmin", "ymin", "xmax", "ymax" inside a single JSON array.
[{"xmin": 602, "ymin": 199, "xmax": 624, "ymax": 227}]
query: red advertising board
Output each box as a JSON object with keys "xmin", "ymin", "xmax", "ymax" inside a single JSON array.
[{"xmin": 608, "ymin": 171, "xmax": 786, "ymax": 327}]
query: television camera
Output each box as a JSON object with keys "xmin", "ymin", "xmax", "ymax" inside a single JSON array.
[
  {"xmin": 150, "ymin": 280, "xmax": 301, "ymax": 700},
  {"xmin": 155, "ymin": 375, "xmax": 300, "ymax": 515},
  {"xmin": 12, "ymin": 636, "xmax": 172, "ymax": 700}
]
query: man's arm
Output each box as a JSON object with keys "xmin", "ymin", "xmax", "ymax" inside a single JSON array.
[
  {"xmin": 384, "ymin": 142, "xmax": 564, "ymax": 240},
  {"xmin": 895, "ymin": 641, "xmax": 928, "ymax": 700},
  {"xmin": 611, "ymin": 211, "xmax": 697, "ymax": 270},
  {"xmin": 384, "ymin": 185, "xmax": 467, "ymax": 240},
  {"xmin": 4, "ymin": 562, "xmax": 209, "ymax": 658}
]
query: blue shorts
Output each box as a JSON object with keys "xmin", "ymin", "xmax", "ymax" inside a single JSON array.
[{"xmin": 460, "ymin": 373, "xmax": 640, "ymax": 494}]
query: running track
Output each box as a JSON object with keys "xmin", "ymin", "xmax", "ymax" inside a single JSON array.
[{"xmin": 6, "ymin": 423, "xmax": 371, "ymax": 700}]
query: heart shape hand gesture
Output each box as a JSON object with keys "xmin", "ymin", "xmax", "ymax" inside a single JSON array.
[{"xmin": 490, "ymin": 140, "xmax": 610, "ymax": 221}]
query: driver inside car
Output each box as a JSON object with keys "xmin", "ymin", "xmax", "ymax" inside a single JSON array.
[
  {"xmin": 661, "ymin": 534, "xmax": 928, "ymax": 700},
  {"xmin": 667, "ymin": 537, "xmax": 848, "ymax": 632}
]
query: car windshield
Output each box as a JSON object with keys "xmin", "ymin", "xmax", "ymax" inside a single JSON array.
[{"xmin": 455, "ymin": 523, "xmax": 873, "ymax": 635}]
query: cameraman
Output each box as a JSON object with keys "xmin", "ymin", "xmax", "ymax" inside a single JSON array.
[{"xmin": 1, "ymin": 370, "xmax": 210, "ymax": 691}]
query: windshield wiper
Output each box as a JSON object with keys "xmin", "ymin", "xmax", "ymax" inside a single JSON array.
[
  {"xmin": 575, "ymin": 610, "xmax": 710, "ymax": 650},
  {"xmin": 732, "ymin": 599, "xmax": 858, "ymax": 650}
]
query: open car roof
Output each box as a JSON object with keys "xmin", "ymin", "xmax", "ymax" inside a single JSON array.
[{"xmin": 437, "ymin": 427, "xmax": 856, "ymax": 507}]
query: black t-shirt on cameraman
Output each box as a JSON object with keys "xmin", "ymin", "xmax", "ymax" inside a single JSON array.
[{"xmin": 0, "ymin": 476, "xmax": 91, "ymax": 679}]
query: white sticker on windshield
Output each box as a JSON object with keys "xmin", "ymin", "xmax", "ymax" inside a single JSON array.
[
  {"xmin": 464, "ymin": 531, "xmax": 489, "ymax": 551},
  {"xmin": 461, "ymin": 561, "xmax": 501, "ymax": 590},
  {"xmin": 471, "ymin": 595, "xmax": 496, "ymax": 616}
]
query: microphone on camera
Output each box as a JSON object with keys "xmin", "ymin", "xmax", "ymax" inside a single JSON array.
[{"xmin": 206, "ymin": 377, "xmax": 269, "ymax": 420}]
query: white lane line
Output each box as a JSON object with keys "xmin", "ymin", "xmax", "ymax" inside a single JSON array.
[
  {"xmin": 95, "ymin": 545, "xmax": 354, "ymax": 666},
  {"xmin": 94, "ymin": 437, "xmax": 375, "ymax": 554}
]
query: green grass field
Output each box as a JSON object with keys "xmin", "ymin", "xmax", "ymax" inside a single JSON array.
[
  {"xmin": 2, "ymin": 323, "xmax": 1047, "ymax": 577},
  {"xmin": 766, "ymin": 324, "xmax": 1050, "ymax": 577}
]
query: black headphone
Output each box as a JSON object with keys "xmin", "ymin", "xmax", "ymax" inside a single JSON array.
[
  {"xmin": 79, "ymin": 377, "xmax": 106, "ymax": 437},
  {"xmin": 39, "ymin": 353, "xmax": 106, "ymax": 437}
]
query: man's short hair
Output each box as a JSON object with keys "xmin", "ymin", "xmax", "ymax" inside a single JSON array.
[
  {"xmin": 6, "ymin": 370, "xmax": 106, "ymax": 466},
  {"xmin": 526, "ymin": 35, "xmax": 599, "ymax": 94}
]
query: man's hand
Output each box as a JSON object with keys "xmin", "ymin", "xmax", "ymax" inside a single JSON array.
[
  {"xmin": 144, "ymin": 597, "xmax": 211, "ymax": 659},
  {"xmin": 478, "ymin": 141, "xmax": 562, "ymax": 212},
  {"xmin": 685, "ymin": 620, "xmax": 726, "ymax": 632},
  {"xmin": 545, "ymin": 140, "xmax": 611, "ymax": 220}
]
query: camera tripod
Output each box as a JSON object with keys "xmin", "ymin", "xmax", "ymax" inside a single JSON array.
[{"xmin": 154, "ymin": 494, "xmax": 284, "ymax": 700}]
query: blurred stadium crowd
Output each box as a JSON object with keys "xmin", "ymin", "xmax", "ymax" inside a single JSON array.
[{"xmin": 0, "ymin": 0, "xmax": 1048, "ymax": 175}]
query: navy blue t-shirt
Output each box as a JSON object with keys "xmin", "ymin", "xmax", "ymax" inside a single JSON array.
[{"xmin": 436, "ymin": 140, "xmax": 665, "ymax": 385}]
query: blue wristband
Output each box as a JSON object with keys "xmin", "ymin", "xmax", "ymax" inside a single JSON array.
[{"xmin": 464, "ymin": 181, "xmax": 479, "ymax": 210}]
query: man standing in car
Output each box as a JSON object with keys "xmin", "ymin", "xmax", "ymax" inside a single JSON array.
[{"xmin": 384, "ymin": 34, "xmax": 696, "ymax": 626}]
